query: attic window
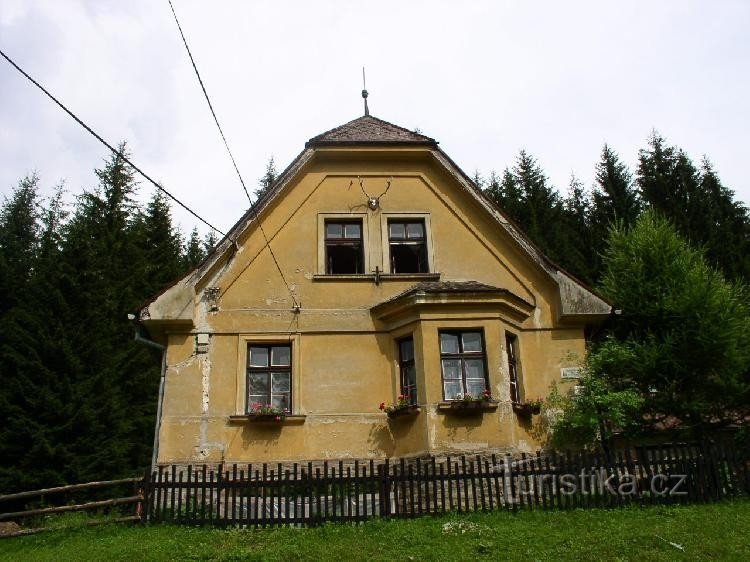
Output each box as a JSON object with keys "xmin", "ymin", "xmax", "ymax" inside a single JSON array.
[
  {"xmin": 388, "ymin": 220, "xmax": 428, "ymax": 274},
  {"xmin": 325, "ymin": 220, "xmax": 364, "ymax": 274}
]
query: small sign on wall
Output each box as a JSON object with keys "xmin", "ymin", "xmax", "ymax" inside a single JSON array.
[{"xmin": 561, "ymin": 367, "xmax": 582, "ymax": 379}]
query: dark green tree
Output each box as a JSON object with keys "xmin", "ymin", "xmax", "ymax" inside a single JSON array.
[
  {"xmin": 561, "ymin": 174, "xmax": 595, "ymax": 283},
  {"xmin": 552, "ymin": 212, "xmax": 750, "ymax": 446},
  {"xmin": 0, "ymin": 174, "xmax": 40, "ymax": 315},
  {"xmin": 136, "ymin": 190, "xmax": 184, "ymax": 296},
  {"xmin": 183, "ymin": 227, "xmax": 206, "ymax": 270},
  {"xmin": 588, "ymin": 145, "xmax": 640, "ymax": 281},
  {"xmin": 255, "ymin": 156, "xmax": 277, "ymax": 199}
]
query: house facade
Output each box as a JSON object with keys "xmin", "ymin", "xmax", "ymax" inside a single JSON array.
[{"xmin": 139, "ymin": 115, "xmax": 611, "ymax": 466}]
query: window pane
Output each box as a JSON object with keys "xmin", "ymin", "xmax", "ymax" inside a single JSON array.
[
  {"xmin": 465, "ymin": 359, "xmax": 486, "ymax": 380},
  {"xmin": 271, "ymin": 346, "xmax": 290, "ymax": 366},
  {"xmin": 326, "ymin": 222, "xmax": 343, "ymax": 239},
  {"xmin": 404, "ymin": 365, "xmax": 416, "ymax": 387},
  {"xmin": 444, "ymin": 381, "xmax": 462, "ymax": 400},
  {"xmin": 440, "ymin": 333, "xmax": 459, "ymax": 354},
  {"xmin": 271, "ymin": 393, "xmax": 290, "ymax": 411},
  {"xmin": 248, "ymin": 394, "xmax": 268, "ymax": 407},
  {"xmin": 466, "ymin": 379, "xmax": 486, "ymax": 397},
  {"xmin": 344, "ymin": 222, "xmax": 361, "ymax": 239},
  {"xmin": 249, "ymin": 347, "xmax": 269, "ymax": 367},
  {"xmin": 271, "ymin": 372, "xmax": 290, "ymax": 393},
  {"xmin": 406, "ymin": 222, "xmax": 424, "ymax": 239},
  {"xmin": 390, "ymin": 243, "xmax": 427, "ymax": 274},
  {"xmin": 399, "ymin": 339, "xmax": 414, "ymax": 362},
  {"xmin": 389, "ymin": 222, "xmax": 405, "ymax": 239},
  {"xmin": 248, "ymin": 373, "xmax": 269, "ymax": 394},
  {"xmin": 441, "ymin": 359, "xmax": 461, "ymax": 379},
  {"xmin": 326, "ymin": 244, "xmax": 363, "ymax": 274},
  {"xmin": 462, "ymin": 332, "xmax": 483, "ymax": 352}
]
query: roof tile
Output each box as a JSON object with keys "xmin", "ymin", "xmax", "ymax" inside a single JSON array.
[{"xmin": 307, "ymin": 115, "xmax": 437, "ymax": 147}]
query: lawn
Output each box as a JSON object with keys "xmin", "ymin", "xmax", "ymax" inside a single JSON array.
[{"xmin": 1, "ymin": 501, "xmax": 749, "ymax": 561}]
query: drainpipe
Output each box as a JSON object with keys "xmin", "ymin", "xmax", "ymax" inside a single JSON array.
[{"xmin": 128, "ymin": 314, "xmax": 166, "ymax": 474}]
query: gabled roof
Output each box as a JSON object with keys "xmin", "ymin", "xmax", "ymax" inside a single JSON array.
[
  {"xmin": 306, "ymin": 115, "xmax": 437, "ymax": 147},
  {"xmin": 140, "ymin": 113, "xmax": 612, "ymax": 327}
]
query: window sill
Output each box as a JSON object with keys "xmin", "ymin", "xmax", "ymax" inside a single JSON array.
[
  {"xmin": 228, "ymin": 415, "xmax": 306, "ymax": 425},
  {"xmin": 312, "ymin": 273, "xmax": 441, "ymax": 282},
  {"xmin": 386, "ymin": 405, "xmax": 421, "ymax": 419},
  {"xmin": 437, "ymin": 401, "xmax": 498, "ymax": 415}
]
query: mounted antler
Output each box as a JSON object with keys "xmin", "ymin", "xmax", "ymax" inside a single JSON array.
[{"xmin": 358, "ymin": 176, "xmax": 393, "ymax": 210}]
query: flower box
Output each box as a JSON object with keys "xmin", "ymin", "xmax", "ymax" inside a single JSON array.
[
  {"xmin": 246, "ymin": 413, "xmax": 287, "ymax": 423},
  {"xmin": 512, "ymin": 402, "xmax": 542, "ymax": 417},
  {"xmin": 438, "ymin": 400, "xmax": 498, "ymax": 415},
  {"xmin": 386, "ymin": 405, "xmax": 421, "ymax": 419}
]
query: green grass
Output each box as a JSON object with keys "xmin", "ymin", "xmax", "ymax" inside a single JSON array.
[{"xmin": 2, "ymin": 501, "xmax": 749, "ymax": 561}]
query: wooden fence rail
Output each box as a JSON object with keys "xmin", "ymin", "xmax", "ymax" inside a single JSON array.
[
  {"xmin": 145, "ymin": 441, "xmax": 749, "ymax": 528},
  {"xmin": 0, "ymin": 477, "xmax": 144, "ymax": 538}
]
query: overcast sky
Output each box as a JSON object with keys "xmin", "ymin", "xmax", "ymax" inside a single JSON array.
[{"xmin": 1, "ymin": 1, "xmax": 749, "ymax": 236}]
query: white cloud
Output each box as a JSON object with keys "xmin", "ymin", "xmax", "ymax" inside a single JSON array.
[{"xmin": 1, "ymin": 0, "xmax": 749, "ymax": 237}]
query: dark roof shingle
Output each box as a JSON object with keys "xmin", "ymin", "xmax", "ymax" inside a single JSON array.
[
  {"xmin": 307, "ymin": 115, "xmax": 437, "ymax": 147},
  {"xmin": 375, "ymin": 281, "xmax": 510, "ymax": 307}
]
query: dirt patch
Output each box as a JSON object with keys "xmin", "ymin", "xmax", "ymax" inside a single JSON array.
[{"xmin": 0, "ymin": 521, "xmax": 22, "ymax": 536}]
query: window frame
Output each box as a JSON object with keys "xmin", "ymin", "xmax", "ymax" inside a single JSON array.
[
  {"xmin": 505, "ymin": 332, "xmax": 522, "ymax": 403},
  {"xmin": 397, "ymin": 336, "xmax": 418, "ymax": 405},
  {"xmin": 379, "ymin": 212, "xmax": 434, "ymax": 275},
  {"xmin": 317, "ymin": 213, "xmax": 369, "ymax": 275},
  {"xmin": 439, "ymin": 329, "xmax": 490, "ymax": 401},
  {"xmin": 387, "ymin": 219, "xmax": 429, "ymax": 274},
  {"xmin": 246, "ymin": 343, "xmax": 293, "ymax": 413}
]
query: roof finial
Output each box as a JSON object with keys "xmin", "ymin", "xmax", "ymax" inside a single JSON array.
[{"xmin": 361, "ymin": 66, "xmax": 369, "ymax": 116}]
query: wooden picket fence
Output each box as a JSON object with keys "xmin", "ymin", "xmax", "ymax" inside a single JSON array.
[
  {"xmin": 0, "ymin": 478, "xmax": 144, "ymax": 538},
  {"xmin": 145, "ymin": 441, "xmax": 750, "ymax": 527}
]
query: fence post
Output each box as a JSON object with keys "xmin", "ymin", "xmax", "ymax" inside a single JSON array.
[
  {"xmin": 138, "ymin": 469, "xmax": 150, "ymax": 523},
  {"xmin": 379, "ymin": 460, "xmax": 390, "ymax": 518}
]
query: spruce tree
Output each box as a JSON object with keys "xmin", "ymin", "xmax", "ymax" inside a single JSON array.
[
  {"xmin": 184, "ymin": 227, "xmax": 206, "ymax": 270},
  {"xmin": 637, "ymin": 133, "xmax": 750, "ymax": 281},
  {"xmin": 0, "ymin": 174, "xmax": 40, "ymax": 315},
  {"xmin": 561, "ymin": 174, "xmax": 595, "ymax": 283},
  {"xmin": 489, "ymin": 151, "xmax": 567, "ymax": 266},
  {"xmin": 589, "ymin": 145, "xmax": 640, "ymax": 281},
  {"xmin": 255, "ymin": 156, "xmax": 277, "ymax": 199}
]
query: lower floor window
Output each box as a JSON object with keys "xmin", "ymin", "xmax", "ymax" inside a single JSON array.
[
  {"xmin": 439, "ymin": 330, "xmax": 488, "ymax": 400},
  {"xmin": 247, "ymin": 344, "xmax": 291, "ymax": 412},
  {"xmin": 399, "ymin": 337, "xmax": 417, "ymax": 405}
]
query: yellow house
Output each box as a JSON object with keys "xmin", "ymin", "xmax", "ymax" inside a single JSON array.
[{"xmin": 138, "ymin": 114, "xmax": 611, "ymax": 466}]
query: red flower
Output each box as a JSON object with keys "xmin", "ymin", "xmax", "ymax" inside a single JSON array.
[
  {"xmin": 379, "ymin": 402, "xmax": 386, "ymax": 410},
  {"xmin": 275, "ymin": 416, "xmax": 281, "ymax": 421}
]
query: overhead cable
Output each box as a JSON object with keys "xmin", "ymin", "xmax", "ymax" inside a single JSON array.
[
  {"xmin": 167, "ymin": 1, "xmax": 299, "ymax": 308},
  {"xmin": 0, "ymin": 47, "xmax": 227, "ymax": 237}
]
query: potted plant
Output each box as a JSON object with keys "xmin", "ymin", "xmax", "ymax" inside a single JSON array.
[
  {"xmin": 247, "ymin": 402, "xmax": 287, "ymax": 422},
  {"xmin": 512, "ymin": 397, "xmax": 543, "ymax": 416},
  {"xmin": 443, "ymin": 389, "xmax": 498, "ymax": 413},
  {"xmin": 380, "ymin": 395, "xmax": 420, "ymax": 419}
]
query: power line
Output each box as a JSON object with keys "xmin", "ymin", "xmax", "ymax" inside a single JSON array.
[
  {"xmin": 0, "ymin": 47, "xmax": 227, "ymax": 238},
  {"xmin": 168, "ymin": 1, "xmax": 300, "ymax": 309},
  {"xmin": 167, "ymin": 0, "xmax": 252, "ymax": 204}
]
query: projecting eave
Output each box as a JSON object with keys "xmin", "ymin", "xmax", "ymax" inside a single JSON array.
[
  {"xmin": 138, "ymin": 272, "xmax": 194, "ymax": 328},
  {"xmin": 554, "ymin": 272, "xmax": 612, "ymax": 323},
  {"xmin": 371, "ymin": 286, "xmax": 535, "ymax": 325}
]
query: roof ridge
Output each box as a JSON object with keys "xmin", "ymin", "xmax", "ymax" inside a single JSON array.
[{"xmin": 306, "ymin": 114, "xmax": 437, "ymax": 147}]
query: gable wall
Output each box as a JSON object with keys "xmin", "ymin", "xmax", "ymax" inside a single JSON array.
[{"xmin": 155, "ymin": 148, "xmax": 586, "ymax": 464}]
